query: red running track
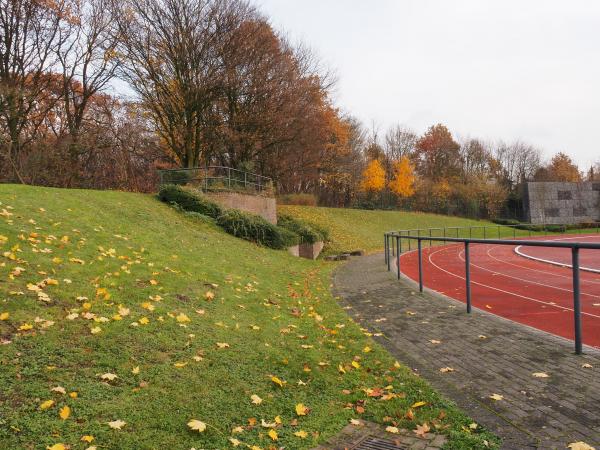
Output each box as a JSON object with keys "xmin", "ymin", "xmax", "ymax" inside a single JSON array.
[{"xmin": 399, "ymin": 235, "xmax": 600, "ymax": 348}]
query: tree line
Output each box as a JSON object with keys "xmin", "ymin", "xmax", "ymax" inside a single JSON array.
[{"xmin": 1, "ymin": 0, "xmax": 596, "ymax": 218}]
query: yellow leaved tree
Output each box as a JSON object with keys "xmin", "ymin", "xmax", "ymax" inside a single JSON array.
[
  {"xmin": 360, "ymin": 159, "xmax": 386, "ymax": 193},
  {"xmin": 389, "ymin": 156, "xmax": 415, "ymax": 198}
]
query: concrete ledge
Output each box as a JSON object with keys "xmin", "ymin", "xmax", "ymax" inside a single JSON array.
[{"xmin": 299, "ymin": 241, "xmax": 324, "ymax": 260}]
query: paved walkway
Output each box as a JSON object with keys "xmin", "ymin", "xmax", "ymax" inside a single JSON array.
[{"xmin": 333, "ymin": 254, "xmax": 600, "ymax": 450}]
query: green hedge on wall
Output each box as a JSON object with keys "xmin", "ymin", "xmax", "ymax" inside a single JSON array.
[
  {"xmin": 158, "ymin": 184, "xmax": 223, "ymax": 218},
  {"xmin": 217, "ymin": 210, "xmax": 299, "ymax": 249},
  {"xmin": 277, "ymin": 214, "xmax": 327, "ymax": 244}
]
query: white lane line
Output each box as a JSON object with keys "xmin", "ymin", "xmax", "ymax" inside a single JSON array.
[
  {"xmin": 426, "ymin": 245, "xmax": 600, "ymax": 319},
  {"xmin": 515, "ymin": 245, "xmax": 600, "ymax": 274},
  {"xmin": 453, "ymin": 246, "xmax": 600, "ymax": 299},
  {"xmin": 484, "ymin": 244, "xmax": 600, "ymax": 286}
]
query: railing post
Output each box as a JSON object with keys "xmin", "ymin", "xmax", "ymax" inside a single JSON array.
[
  {"xmin": 498, "ymin": 225, "xmax": 501, "ymax": 239},
  {"xmin": 418, "ymin": 238, "xmax": 423, "ymax": 292},
  {"xmin": 396, "ymin": 236, "xmax": 401, "ymax": 280},
  {"xmin": 384, "ymin": 234, "xmax": 388, "ymax": 265},
  {"xmin": 469, "ymin": 226, "xmax": 472, "ymax": 239},
  {"xmin": 429, "ymin": 228, "xmax": 432, "ymax": 247},
  {"xmin": 572, "ymin": 247, "xmax": 582, "ymax": 354},
  {"xmin": 513, "ymin": 227, "xmax": 516, "ymax": 239},
  {"xmin": 483, "ymin": 227, "xmax": 486, "ymax": 239},
  {"xmin": 387, "ymin": 234, "xmax": 391, "ymax": 272},
  {"xmin": 465, "ymin": 242, "xmax": 472, "ymax": 313},
  {"xmin": 409, "ymin": 231, "xmax": 412, "ymax": 251}
]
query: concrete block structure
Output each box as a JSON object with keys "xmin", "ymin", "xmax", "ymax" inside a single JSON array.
[
  {"xmin": 524, "ymin": 181, "xmax": 600, "ymax": 224},
  {"xmin": 205, "ymin": 191, "xmax": 277, "ymax": 224}
]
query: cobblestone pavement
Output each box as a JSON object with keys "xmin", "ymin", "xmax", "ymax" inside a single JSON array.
[{"xmin": 332, "ymin": 254, "xmax": 600, "ymax": 450}]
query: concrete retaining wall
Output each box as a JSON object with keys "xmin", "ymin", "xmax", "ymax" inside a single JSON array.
[
  {"xmin": 524, "ymin": 182, "xmax": 600, "ymax": 224},
  {"xmin": 205, "ymin": 191, "xmax": 277, "ymax": 224},
  {"xmin": 299, "ymin": 241, "xmax": 324, "ymax": 260}
]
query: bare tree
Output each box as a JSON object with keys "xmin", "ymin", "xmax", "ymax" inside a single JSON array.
[
  {"xmin": 0, "ymin": 0, "xmax": 73, "ymax": 181},
  {"xmin": 459, "ymin": 137, "xmax": 492, "ymax": 179},
  {"xmin": 56, "ymin": 0, "xmax": 120, "ymax": 182},
  {"xmin": 383, "ymin": 124, "xmax": 417, "ymax": 162},
  {"xmin": 494, "ymin": 140, "xmax": 541, "ymax": 188},
  {"xmin": 114, "ymin": 0, "xmax": 255, "ymax": 168}
]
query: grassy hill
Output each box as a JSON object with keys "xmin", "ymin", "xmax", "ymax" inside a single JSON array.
[
  {"xmin": 0, "ymin": 185, "xmax": 496, "ymax": 449},
  {"xmin": 279, "ymin": 205, "xmax": 494, "ymax": 254}
]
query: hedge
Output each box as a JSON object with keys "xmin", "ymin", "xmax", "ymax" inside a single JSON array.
[
  {"xmin": 158, "ymin": 184, "xmax": 222, "ymax": 218},
  {"xmin": 277, "ymin": 214, "xmax": 327, "ymax": 244},
  {"xmin": 217, "ymin": 210, "xmax": 299, "ymax": 249}
]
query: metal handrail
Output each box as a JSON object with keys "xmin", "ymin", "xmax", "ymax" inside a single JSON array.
[
  {"xmin": 383, "ymin": 229, "xmax": 600, "ymax": 355},
  {"xmin": 157, "ymin": 166, "xmax": 274, "ymax": 195}
]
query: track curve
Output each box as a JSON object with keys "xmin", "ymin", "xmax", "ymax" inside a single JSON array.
[{"xmin": 399, "ymin": 235, "xmax": 600, "ymax": 348}]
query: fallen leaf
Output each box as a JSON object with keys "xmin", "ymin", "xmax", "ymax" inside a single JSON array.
[
  {"xmin": 567, "ymin": 442, "xmax": 595, "ymax": 450},
  {"xmin": 581, "ymin": 363, "xmax": 593, "ymax": 369},
  {"xmin": 271, "ymin": 376, "xmax": 285, "ymax": 387},
  {"xmin": 411, "ymin": 401, "xmax": 427, "ymax": 408},
  {"xmin": 81, "ymin": 435, "xmax": 95, "ymax": 443},
  {"xmin": 187, "ymin": 419, "xmax": 207, "ymax": 432},
  {"xmin": 294, "ymin": 430, "xmax": 308, "ymax": 438},
  {"xmin": 267, "ymin": 429, "xmax": 278, "ymax": 441},
  {"xmin": 251, "ymin": 394, "xmax": 263, "ymax": 405},
  {"xmin": 59, "ymin": 405, "xmax": 70, "ymax": 420},
  {"xmin": 385, "ymin": 426, "xmax": 399, "ymax": 434},
  {"xmin": 295, "ymin": 403, "xmax": 309, "ymax": 416},
  {"xmin": 439, "ymin": 367, "xmax": 455, "ymax": 373},
  {"xmin": 489, "ymin": 393, "xmax": 504, "ymax": 401},
  {"xmin": 46, "ymin": 444, "xmax": 66, "ymax": 450},
  {"xmin": 40, "ymin": 400, "xmax": 55, "ymax": 410},
  {"xmin": 132, "ymin": 366, "xmax": 140, "ymax": 375},
  {"xmin": 107, "ymin": 419, "xmax": 126, "ymax": 430},
  {"xmin": 100, "ymin": 373, "xmax": 118, "ymax": 381},
  {"xmin": 51, "ymin": 386, "xmax": 66, "ymax": 395},
  {"xmin": 532, "ymin": 372, "xmax": 549, "ymax": 378},
  {"xmin": 414, "ymin": 422, "xmax": 430, "ymax": 438}
]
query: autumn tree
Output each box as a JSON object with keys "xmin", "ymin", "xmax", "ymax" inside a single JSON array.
[
  {"xmin": 389, "ymin": 156, "xmax": 415, "ymax": 198},
  {"xmin": 415, "ymin": 124, "xmax": 461, "ymax": 180},
  {"xmin": 0, "ymin": 0, "xmax": 75, "ymax": 182},
  {"xmin": 360, "ymin": 159, "xmax": 385, "ymax": 193},
  {"xmin": 548, "ymin": 152, "xmax": 581, "ymax": 182}
]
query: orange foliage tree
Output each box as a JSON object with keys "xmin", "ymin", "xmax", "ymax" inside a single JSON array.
[
  {"xmin": 389, "ymin": 156, "xmax": 415, "ymax": 198},
  {"xmin": 360, "ymin": 159, "xmax": 385, "ymax": 193}
]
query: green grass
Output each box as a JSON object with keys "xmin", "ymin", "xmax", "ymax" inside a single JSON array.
[
  {"xmin": 0, "ymin": 185, "xmax": 498, "ymax": 449},
  {"xmin": 278, "ymin": 206, "xmax": 497, "ymax": 254}
]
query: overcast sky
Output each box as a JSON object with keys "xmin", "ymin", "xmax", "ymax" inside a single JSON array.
[{"xmin": 258, "ymin": 0, "xmax": 599, "ymax": 169}]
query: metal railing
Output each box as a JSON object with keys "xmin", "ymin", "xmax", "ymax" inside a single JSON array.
[
  {"xmin": 158, "ymin": 166, "xmax": 274, "ymax": 196},
  {"xmin": 383, "ymin": 229, "xmax": 600, "ymax": 354}
]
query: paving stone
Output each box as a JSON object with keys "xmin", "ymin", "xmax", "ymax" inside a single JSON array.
[{"xmin": 332, "ymin": 254, "xmax": 600, "ymax": 449}]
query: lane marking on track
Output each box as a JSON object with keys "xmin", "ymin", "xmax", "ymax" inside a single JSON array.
[
  {"xmin": 426, "ymin": 245, "xmax": 600, "ymax": 319},
  {"xmin": 515, "ymin": 245, "xmax": 600, "ymax": 275},
  {"xmin": 453, "ymin": 246, "xmax": 600, "ymax": 299},
  {"xmin": 484, "ymin": 244, "xmax": 600, "ymax": 287}
]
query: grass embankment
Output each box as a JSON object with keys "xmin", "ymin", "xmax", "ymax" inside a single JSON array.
[
  {"xmin": 0, "ymin": 185, "xmax": 497, "ymax": 449},
  {"xmin": 278, "ymin": 206, "xmax": 494, "ymax": 254}
]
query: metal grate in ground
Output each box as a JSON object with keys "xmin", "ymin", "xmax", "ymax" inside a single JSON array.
[{"xmin": 353, "ymin": 436, "xmax": 407, "ymax": 449}]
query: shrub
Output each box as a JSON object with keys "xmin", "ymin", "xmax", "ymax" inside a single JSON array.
[
  {"xmin": 217, "ymin": 210, "xmax": 299, "ymax": 249},
  {"xmin": 277, "ymin": 193, "xmax": 318, "ymax": 206},
  {"xmin": 277, "ymin": 214, "xmax": 326, "ymax": 244},
  {"xmin": 158, "ymin": 184, "xmax": 222, "ymax": 218},
  {"xmin": 492, "ymin": 218, "xmax": 520, "ymax": 226}
]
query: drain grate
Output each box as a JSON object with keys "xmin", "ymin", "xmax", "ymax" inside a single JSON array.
[{"xmin": 354, "ymin": 436, "xmax": 407, "ymax": 450}]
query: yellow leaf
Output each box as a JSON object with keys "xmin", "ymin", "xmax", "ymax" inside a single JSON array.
[
  {"xmin": 51, "ymin": 386, "xmax": 66, "ymax": 395},
  {"xmin": 411, "ymin": 401, "xmax": 427, "ymax": 408},
  {"xmin": 46, "ymin": 444, "xmax": 66, "ymax": 450},
  {"xmin": 132, "ymin": 366, "xmax": 140, "ymax": 375},
  {"xmin": 69, "ymin": 392, "xmax": 78, "ymax": 398},
  {"xmin": 100, "ymin": 373, "xmax": 118, "ymax": 381},
  {"xmin": 351, "ymin": 361, "xmax": 360, "ymax": 369},
  {"xmin": 139, "ymin": 317, "xmax": 149, "ymax": 325},
  {"xmin": 19, "ymin": 323, "xmax": 33, "ymax": 331},
  {"xmin": 229, "ymin": 437, "xmax": 241, "ymax": 446},
  {"xmin": 268, "ymin": 429, "xmax": 278, "ymax": 441},
  {"xmin": 567, "ymin": 442, "xmax": 595, "ymax": 450},
  {"xmin": 187, "ymin": 419, "xmax": 207, "ymax": 432},
  {"xmin": 176, "ymin": 313, "xmax": 190, "ymax": 323},
  {"xmin": 0, "ymin": 312, "xmax": 9, "ymax": 320},
  {"xmin": 295, "ymin": 403, "xmax": 309, "ymax": 416},
  {"xmin": 107, "ymin": 419, "xmax": 126, "ymax": 430},
  {"xmin": 385, "ymin": 426, "xmax": 399, "ymax": 434},
  {"xmin": 59, "ymin": 405, "xmax": 70, "ymax": 420},
  {"xmin": 271, "ymin": 376, "xmax": 285, "ymax": 387},
  {"xmin": 250, "ymin": 394, "xmax": 262, "ymax": 405},
  {"xmin": 489, "ymin": 393, "xmax": 504, "ymax": 401},
  {"xmin": 174, "ymin": 362, "xmax": 188, "ymax": 368},
  {"xmin": 216, "ymin": 342, "xmax": 230, "ymax": 349},
  {"xmin": 81, "ymin": 435, "xmax": 95, "ymax": 443},
  {"xmin": 40, "ymin": 399, "xmax": 55, "ymax": 410},
  {"xmin": 90, "ymin": 326, "xmax": 102, "ymax": 334},
  {"xmin": 205, "ymin": 291, "xmax": 215, "ymax": 300},
  {"xmin": 294, "ymin": 430, "xmax": 308, "ymax": 438}
]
